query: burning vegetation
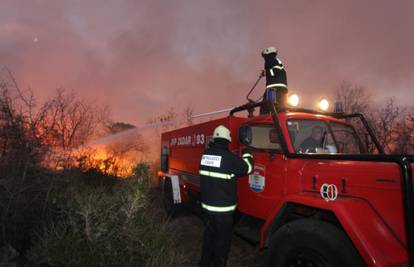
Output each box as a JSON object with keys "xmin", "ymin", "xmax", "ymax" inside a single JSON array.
[
  {"xmin": 0, "ymin": 70, "xmax": 150, "ymax": 177},
  {"xmin": 76, "ymin": 136, "xmax": 148, "ymax": 178}
]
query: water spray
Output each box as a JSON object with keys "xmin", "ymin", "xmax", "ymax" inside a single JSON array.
[{"xmin": 83, "ymin": 107, "xmax": 234, "ymax": 147}]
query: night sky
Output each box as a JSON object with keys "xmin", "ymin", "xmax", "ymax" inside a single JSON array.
[{"xmin": 1, "ymin": 0, "xmax": 413, "ymax": 125}]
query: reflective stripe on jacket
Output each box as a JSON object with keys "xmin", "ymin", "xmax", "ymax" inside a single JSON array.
[{"xmin": 201, "ymin": 203, "xmax": 237, "ymax": 212}]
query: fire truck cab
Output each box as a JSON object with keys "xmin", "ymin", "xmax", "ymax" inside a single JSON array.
[{"xmin": 160, "ymin": 101, "xmax": 414, "ymax": 267}]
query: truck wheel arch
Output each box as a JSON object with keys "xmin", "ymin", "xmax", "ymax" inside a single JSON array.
[{"xmin": 264, "ymin": 202, "xmax": 342, "ymax": 247}]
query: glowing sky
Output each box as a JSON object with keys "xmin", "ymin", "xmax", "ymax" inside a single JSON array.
[{"xmin": 1, "ymin": 0, "xmax": 413, "ymax": 125}]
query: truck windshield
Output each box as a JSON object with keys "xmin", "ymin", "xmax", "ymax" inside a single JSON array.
[{"xmin": 287, "ymin": 119, "xmax": 363, "ymax": 154}]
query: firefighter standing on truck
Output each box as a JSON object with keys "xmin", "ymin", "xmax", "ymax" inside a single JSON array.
[
  {"xmin": 260, "ymin": 46, "xmax": 288, "ymax": 114},
  {"xmin": 199, "ymin": 125, "xmax": 254, "ymax": 267}
]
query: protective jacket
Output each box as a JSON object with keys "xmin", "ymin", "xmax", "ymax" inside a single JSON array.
[
  {"xmin": 263, "ymin": 56, "xmax": 287, "ymax": 90},
  {"xmin": 199, "ymin": 139, "xmax": 254, "ymax": 213}
]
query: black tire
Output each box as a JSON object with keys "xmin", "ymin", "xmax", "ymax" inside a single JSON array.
[
  {"xmin": 268, "ymin": 219, "xmax": 365, "ymax": 267},
  {"xmin": 162, "ymin": 177, "xmax": 180, "ymax": 216}
]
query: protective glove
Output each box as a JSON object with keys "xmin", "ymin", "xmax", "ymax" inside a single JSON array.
[
  {"xmin": 242, "ymin": 148, "xmax": 254, "ymax": 175},
  {"xmin": 242, "ymin": 147, "xmax": 253, "ymax": 157}
]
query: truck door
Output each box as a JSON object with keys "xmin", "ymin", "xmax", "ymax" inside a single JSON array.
[{"xmin": 236, "ymin": 124, "xmax": 287, "ymax": 219}]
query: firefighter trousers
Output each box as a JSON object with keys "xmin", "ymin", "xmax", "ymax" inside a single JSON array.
[
  {"xmin": 199, "ymin": 211, "xmax": 234, "ymax": 267},
  {"xmin": 260, "ymin": 87, "xmax": 288, "ymax": 114}
]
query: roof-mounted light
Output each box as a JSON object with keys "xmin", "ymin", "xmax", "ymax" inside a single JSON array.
[
  {"xmin": 318, "ymin": 99, "xmax": 329, "ymax": 111},
  {"xmin": 288, "ymin": 94, "xmax": 299, "ymax": 107}
]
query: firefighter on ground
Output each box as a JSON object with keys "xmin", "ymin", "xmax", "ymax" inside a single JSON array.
[
  {"xmin": 199, "ymin": 125, "xmax": 254, "ymax": 267},
  {"xmin": 260, "ymin": 46, "xmax": 288, "ymax": 114}
]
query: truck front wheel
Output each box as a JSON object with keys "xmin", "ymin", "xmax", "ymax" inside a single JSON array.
[{"xmin": 268, "ymin": 219, "xmax": 364, "ymax": 267}]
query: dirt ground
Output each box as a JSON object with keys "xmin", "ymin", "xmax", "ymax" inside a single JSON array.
[{"xmin": 149, "ymin": 189, "xmax": 268, "ymax": 267}]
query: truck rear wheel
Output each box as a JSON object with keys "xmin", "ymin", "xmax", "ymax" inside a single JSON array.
[
  {"xmin": 268, "ymin": 219, "xmax": 364, "ymax": 267},
  {"xmin": 162, "ymin": 177, "xmax": 179, "ymax": 216}
]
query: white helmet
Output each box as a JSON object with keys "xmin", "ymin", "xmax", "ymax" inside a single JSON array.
[
  {"xmin": 262, "ymin": 46, "xmax": 277, "ymax": 55},
  {"xmin": 213, "ymin": 125, "xmax": 232, "ymax": 142}
]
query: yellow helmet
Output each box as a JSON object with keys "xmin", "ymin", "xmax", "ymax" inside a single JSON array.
[{"xmin": 213, "ymin": 125, "xmax": 232, "ymax": 142}]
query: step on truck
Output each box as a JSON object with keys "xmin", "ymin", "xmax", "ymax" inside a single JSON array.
[{"xmin": 159, "ymin": 100, "xmax": 413, "ymax": 267}]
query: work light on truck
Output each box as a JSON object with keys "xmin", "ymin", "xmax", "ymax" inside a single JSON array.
[
  {"xmin": 288, "ymin": 94, "xmax": 299, "ymax": 107},
  {"xmin": 318, "ymin": 98, "xmax": 330, "ymax": 111}
]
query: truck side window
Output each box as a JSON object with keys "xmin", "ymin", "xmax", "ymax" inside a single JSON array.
[
  {"xmin": 245, "ymin": 125, "xmax": 281, "ymax": 150},
  {"xmin": 330, "ymin": 123, "xmax": 361, "ymax": 154}
]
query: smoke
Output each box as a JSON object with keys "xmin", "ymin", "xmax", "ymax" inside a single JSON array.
[
  {"xmin": 1, "ymin": 0, "xmax": 413, "ymax": 127},
  {"xmin": 85, "ymin": 121, "xmax": 174, "ymax": 147},
  {"xmin": 84, "ymin": 106, "xmax": 233, "ymax": 147}
]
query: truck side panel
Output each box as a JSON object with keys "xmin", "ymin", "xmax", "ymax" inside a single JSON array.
[{"xmin": 161, "ymin": 116, "xmax": 248, "ymax": 196}]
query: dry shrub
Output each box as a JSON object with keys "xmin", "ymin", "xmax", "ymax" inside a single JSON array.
[{"xmin": 28, "ymin": 164, "xmax": 183, "ymax": 267}]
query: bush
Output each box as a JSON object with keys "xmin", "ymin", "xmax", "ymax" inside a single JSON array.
[
  {"xmin": 28, "ymin": 166, "xmax": 182, "ymax": 267},
  {"xmin": 132, "ymin": 163, "xmax": 150, "ymax": 180}
]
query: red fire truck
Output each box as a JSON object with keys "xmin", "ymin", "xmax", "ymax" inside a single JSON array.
[{"xmin": 160, "ymin": 100, "xmax": 413, "ymax": 267}]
